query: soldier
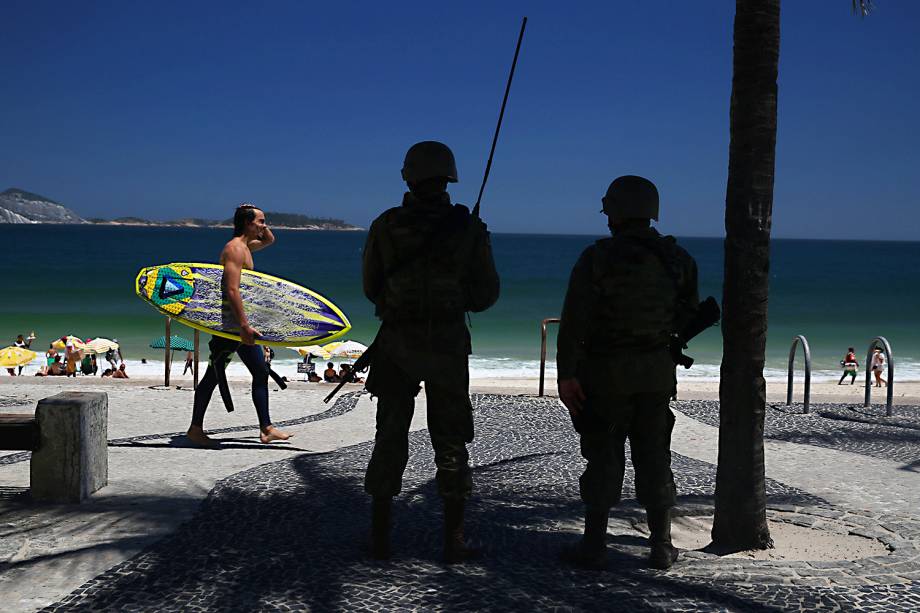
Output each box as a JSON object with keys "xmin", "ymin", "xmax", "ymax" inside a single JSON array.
[
  {"xmin": 556, "ymin": 175, "xmax": 699, "ymax": 570},
  {"xmin": 362, "ymin": 141, "xmax": 500, "ymax": 563}
]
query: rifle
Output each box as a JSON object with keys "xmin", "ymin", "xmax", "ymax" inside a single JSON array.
[
  {"xmin": 670, "ymin": 296, "xmax": 721, "ymax": 369},
  {"xmin": 323, "ymin": 338, "xmax": 376, "ymax": 404},
  {"xmin": 323, "ymin": 19, "xmax": 528, "ymax": 405}
]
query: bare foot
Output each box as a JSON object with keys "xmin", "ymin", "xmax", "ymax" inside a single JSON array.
[
  {"xmin": 260, "ymin": 426, "xmax": 292, "ymax": 443},
  {"xmin": 187, "ymin": 426, "xmax": 219, "ymax": 448}
]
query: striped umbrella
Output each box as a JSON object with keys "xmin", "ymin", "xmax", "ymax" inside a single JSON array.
[
  {"xmin": 149, "ymin": 335, "xmax": 195, "ymax": 352},
  {"xmin": 82, "ymin": 338, "xmax": 120, "ymax": 355}
]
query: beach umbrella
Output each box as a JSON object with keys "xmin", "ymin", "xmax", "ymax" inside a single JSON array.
[
  {"xmin": 0, "ymin": 346, "xmax": 37, "ymax": 368},
  {"xmin": 149, "ymin": 335, "xmax": 195, "ymax": 352},
  {"xmin": 82, "ymin": 338, "xmax": 119, "ymax": 355},
  {"xmin": 52, "ymin": 336, "xmax": 85, "ymax": 350},
  {"xmin": 322, "ymin": 340, "xmax": 368, "ymax": 359},
  {"xmin": 289, "ymin": 345, "xmax": 331, "ymax": 359}
]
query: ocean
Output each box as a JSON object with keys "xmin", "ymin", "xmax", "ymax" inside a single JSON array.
[{"xmin": 3, "ymin": 225, "xmax": 918, "ymax": 382}]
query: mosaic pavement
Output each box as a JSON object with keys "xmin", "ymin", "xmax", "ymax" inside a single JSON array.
[
  {"xmin": 33, "ymin": 395, "xmax": 920, "ymax": 612},
  {"xmin": 676, "ymin": 400, "xmax": 920, "ymax": 466}
]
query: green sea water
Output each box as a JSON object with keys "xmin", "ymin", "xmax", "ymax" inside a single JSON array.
[{"xmin": 2, "ymin": 225, "xmax": 918, "ymax": 380}]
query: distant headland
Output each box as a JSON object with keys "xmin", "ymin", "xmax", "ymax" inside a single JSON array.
[{"xmin": 0, "ymin": 187, "xmax": 363, "ymax": 231}]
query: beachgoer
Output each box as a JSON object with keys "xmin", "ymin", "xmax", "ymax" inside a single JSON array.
[
  {"xmin": 307, "ymin": 371, "xmax": 322, "ymax": 383},
  {"xmin": 112, "ymin": 363, "xmax": 129, "ymax": 379},
  {"xmin": 114, "ymin": 341, "xmax": 125, "ymax": 365},
  {"xmin": 838, "ymin": 347, "xmax": 858, "ymax": 385},
  {"xmin": 64, "ymin": 341, "xmax": 81, "ymax": 378},
  {"xmin": 183, "ymin": 351, "xmax": 194, "ymax": 375},
  {"xmin": 187, "ymin": 204, "xmax": 292, "ymax": 447},
  {"xmin": 14, "ymin": 334, "xmax": 31, "ymax": 375},
  {"xmin": 105, "ymin": 347, "xmax": 118, "ymax": 370},
  {"xmin": 45, "ymin": 356, "xmax": 64, "ymax": 376},
  {"xmin": 80, "ymin": 353, "xmax": 95, "ymax": 376},
  {"xmin": 5, "ymin": 368, "xmax": 14, "ymax": 376},
  {"xmin": 46, "ymin": 345, "xmax": 57, "ymax": 366},
  {"xmin": 362, "ymin": 141, "xmax": 500, "ymax": 563},
  {"xmin": 323, "ymin": 362, "xmax": 339, "ymax": 383},
  {"xmin": 557, "ymin": 176, "xmax": 699, "ymax": 571},
  {"xmin": 871, "ymin": 347, "xmax": 887, "ymax": 387},
  {"xmin": 337, "ymin": 363, "xmax": 365, "ymax": 384},
  {"xmin": 303, "ymin": 353, "xmax": 317, "ymax": 375},
  {"xmin": 101, "ymin": 368, "xmax": 114, "ymax": 378}
]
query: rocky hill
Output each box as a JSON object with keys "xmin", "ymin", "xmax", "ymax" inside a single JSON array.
[{"xmin": 0, "ymin": 188, "xmax": 85, "ymax": 224}]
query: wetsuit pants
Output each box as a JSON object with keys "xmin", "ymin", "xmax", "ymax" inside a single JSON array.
[{"xmin": 191, "ymin": 336, "xmax": 271, "ymax": 429}]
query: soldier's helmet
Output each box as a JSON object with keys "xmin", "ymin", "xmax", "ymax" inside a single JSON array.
[
  {"xmin": 600, "ymin": 175, "xmax": 659, "ymax": 221},
  {"xmin": 401, "ymin": 141, "xmax": 459, "ymax": 184}
]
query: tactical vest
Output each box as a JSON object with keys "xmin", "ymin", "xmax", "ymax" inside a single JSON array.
[
  {"xmin": 587, "ymin": 233, "xmax": 680, "ymax": 353},
  {"xmin": 377, "ymin": 204, "xmax": 477, "ymax": 322}
]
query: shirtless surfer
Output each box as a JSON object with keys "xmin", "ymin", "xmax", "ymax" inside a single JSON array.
[{"xmin": 187, "ymin": 204, "xmax": 292, "ymax": 447}]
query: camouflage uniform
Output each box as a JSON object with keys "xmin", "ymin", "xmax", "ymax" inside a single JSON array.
[
  {"xmin": 362, "ymin": 190, "xmax": 499, "ymax": 500},
  {"xmin": 557, "ymin": 226, "xmax": 698, "ymax": 510}
]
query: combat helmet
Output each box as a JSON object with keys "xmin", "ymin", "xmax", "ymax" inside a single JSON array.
[
  {"xmin": 401, "ymin": 141, "xmax": 458, "ymax": 184},
  {"xmin": 600, "ymin": 175, "xmax": 659, "ymax": 221}
]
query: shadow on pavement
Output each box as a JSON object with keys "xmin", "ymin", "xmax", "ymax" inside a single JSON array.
[{"xmin": 34, "ymin": 394, "xmax": 819, "ymax": 612}]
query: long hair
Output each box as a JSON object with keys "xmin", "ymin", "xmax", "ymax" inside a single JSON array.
[{"xmin": 233, "ymin": 204, "xmax": 257, "ymax": 237}]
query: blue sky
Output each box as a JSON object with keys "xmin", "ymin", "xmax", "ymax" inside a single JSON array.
[{"xmin": 2, "ymin": 1, "xmax": 918, "ymax": 239}]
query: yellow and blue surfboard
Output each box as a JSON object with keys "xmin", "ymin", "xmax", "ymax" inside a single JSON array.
[{"xmin": 135, "ymin": 263, "xmax": 351, "ymax": 346}]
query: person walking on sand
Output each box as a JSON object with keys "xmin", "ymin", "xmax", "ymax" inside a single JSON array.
[
  {"xmin": 362, "ymin": 141, "xmax": 500, "ymax": 563},
  {"xmin": 183, "ymin": 351, "xmax": 194, "ymax": 375},
  {"xmin": 187, "ymin": 204, "xmax": 292, "ymax": 447},
  {"xmin": 871, "ymin": 347, "xmax": 887, "ymax": 387},
  {"xmin": 557, "ymin": 176, "xmax": 699, "ymax": 571},
  {"xmin": 838, "ymin": 347, "xmax": 858, "ymax": 385}
]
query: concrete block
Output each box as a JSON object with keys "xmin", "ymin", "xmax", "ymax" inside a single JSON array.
[{"xmin": 30, "ymin": 392, "xmax": 108, "ymax": 502}]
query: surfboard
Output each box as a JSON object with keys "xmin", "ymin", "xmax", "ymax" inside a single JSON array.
[{"xmin": 135, "ymin": 263, "xmax": 351, "ymax": 347}]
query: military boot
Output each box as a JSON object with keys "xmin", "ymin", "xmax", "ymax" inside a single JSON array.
[
  {"xmin": 561, "ymin": 506, "xmax": 609, "ymax": 570},
  {"xmin": 443, "ymin": 499, "xmax": 480, "ymax": 564},
  {"xmin": 647, "ymin": 507, "xmax": 679, "ymax": 570},
  {"xmin": 370, "ymin": 497, "xmax": 392, "ymax": 560}
]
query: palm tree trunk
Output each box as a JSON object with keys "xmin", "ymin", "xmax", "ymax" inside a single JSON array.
[{"xmin": 712, "ymin": 0, "xmax": 781, "ymax": 551}]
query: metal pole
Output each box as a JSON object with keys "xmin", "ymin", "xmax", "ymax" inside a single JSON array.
[
  {"xmin": 193, "ymin": 329, "xmax": 200, "ymax": 390},
  {"xmin": 539, "ymin": 320, "xmax": 548, "ymax": 397},
  {"xmin": 165, "ymin": 318, "xmax": 171, "ymax": 387},
  {"xmin": 864, "ymin": 336, "xmax": 894, "ymax": 416},
  {"xmin": 786, "ymin": 335, "xmax": 811, "ymax": 413},
  {"xmin": 538, "ymin": 317, "xmax": 560, "ymax": 397}
]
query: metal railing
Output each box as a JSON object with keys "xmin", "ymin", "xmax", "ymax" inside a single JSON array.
[
  {"xmin": 538, "ymin": 318, "xmax": 561, "ymax": 397},
  {"xmin": 864, "ymin": 336, "xmax": 894, "ymax": 416},
  {"xmin": 786, "ymin": 335, "xmax": 812, "ymax": 413}
]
